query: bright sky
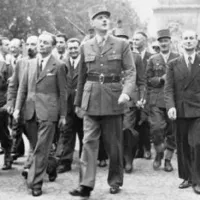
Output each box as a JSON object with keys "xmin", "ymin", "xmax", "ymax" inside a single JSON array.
[{"xmin": 130, "ymin": 0, "xmax": 159, "ymax": 36}]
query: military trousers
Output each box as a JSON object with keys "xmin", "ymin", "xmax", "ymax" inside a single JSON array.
[
  {"xmin": 176, "ymin": 118, "xmax": 200, "ymax": 185},
  {"xmin": 149, "ymin": 106, "xmax": 176, "ymax": 153},
  {"xmin": 80, "ymin": 114, "xmax": 123, "ymax": 189}
]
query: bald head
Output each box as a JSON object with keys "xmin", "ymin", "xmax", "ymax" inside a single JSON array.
[
  {"xmin": 26, "ymin": 35, "xmax": 38, "ymax": 58},
  {"xmin": 182, "ymin": 30, "xmax": 198, "ymax": 52}
]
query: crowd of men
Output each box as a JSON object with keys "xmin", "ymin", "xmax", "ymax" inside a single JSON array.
[{"xmin": 0, "ymin": 4, "xmax": 200, "ymax": 199}]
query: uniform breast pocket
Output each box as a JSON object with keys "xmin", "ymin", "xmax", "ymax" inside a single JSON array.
[
  {"xmin": 107, "ymin": 54, "xmax": 122, "ymax": 61},
  {"xmin": 85, "ymin": 55, "xmax": 96, "ymax": 63},
  {"xmin": 81, "ymin": 83, "xmax": 92, "ymax": 111}
]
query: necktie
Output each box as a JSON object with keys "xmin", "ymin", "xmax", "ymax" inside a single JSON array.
[
  {"xmin": 60, "ymin": 54, "xmax": 63, "ymax": 60},
  {"xmin": 39, "ymin": 60, "xmax": 43, "ymax": 73},
  {"xmin": 99, "ymin": 37, "xmax": 105, "ymax": 51},
  {"xmin": 70, "ymin": 60, "xmax": 75, "ymax": 77},
  {"xmin": 188, "ymin": 56, "xmax": 192, "ymax": 73}
]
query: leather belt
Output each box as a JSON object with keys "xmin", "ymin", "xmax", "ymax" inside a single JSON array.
[{"xmin": 87, "ymin": 73, "xmax": 121, "ymax": 84}]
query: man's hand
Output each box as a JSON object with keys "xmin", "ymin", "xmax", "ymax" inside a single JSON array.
[
  {"xmin": 6, "ymin": 105, "xmax": 14, "ymax": 115},
  {"xmin": 150, "ymin": 77, "xmax": 161, "ymax": 87},
  {"xmin": 75, "ymin": 106, "xmax": 86, "ymax": 119},
  {"xmin": 58, "ymin": 116, "xmax": 66, "ymax": 131},
  {"xmin": 136, "ymin": 98, "xmax": 146, "ymax": 109},
  {"xmin": 118, "ymin": 93, "xmax": 130, "ymax": 104},
  {"xmin": 13, "ymin": 109, "xmax": 20, "ymax": 122},
  {"xmin": 168, "ymin": 107, "xmax": 177, "ymax": 120}
]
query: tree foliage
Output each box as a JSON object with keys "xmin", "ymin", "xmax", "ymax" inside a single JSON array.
[{"xmin": 0, "ymin": 0, "xmax": 144, "ymax": 39}]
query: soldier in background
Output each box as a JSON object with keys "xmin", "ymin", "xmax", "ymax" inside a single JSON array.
[{"xmin": 146, "ymin": 29, "xmax": 179, "ymax": 172}]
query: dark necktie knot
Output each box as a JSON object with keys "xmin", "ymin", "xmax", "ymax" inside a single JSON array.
[{"xmin": 188, "ymin": 56, "xmax": 192, "ymax": 73}]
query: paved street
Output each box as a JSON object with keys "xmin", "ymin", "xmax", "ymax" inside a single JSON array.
[{"xmin": 0, "ymin": 138, "xmax": 198, "ymax": 200}]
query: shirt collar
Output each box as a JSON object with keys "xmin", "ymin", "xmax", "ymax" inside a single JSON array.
[
  {"xmin": 140, "ymin": 49, "xmax": 146, "ymax": 59},
  {"xmin": 183, "ymin": 51, "xmax": 196, "ymax": 64},
  {"xmin": 38, "ymin": 53, "xmax": 52, "ymax": 69},
  {"xmin": 160, "ymin": 51, "xmax": 171, "ymax": 63},
  {"xmin": 95, "ymin": 34, "xmax": 108, "ymax": 44},
  {"xmin": 70, "ymin": 55, "xmax": 81, "ymax": 69}
]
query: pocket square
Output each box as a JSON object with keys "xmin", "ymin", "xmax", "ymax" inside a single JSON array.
[{"xmin": 46, "ymin": 73, "xmax": 55, "ymax": 76}]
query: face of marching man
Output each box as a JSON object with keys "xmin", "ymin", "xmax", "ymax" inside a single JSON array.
[
  {"xmin": 26, "ymin": 36, "xmax": 38, "ymax": 58},
  {"xmin": 91, "ymin": 14, "xmax": 110, "ymax": 33},
  {"xmin": 182, "ymin": 30, "xmax": 198, "ymax": 52},
  {"xmin": 38, "ymin": 34, "xmax": 55, "ymax": 57}
]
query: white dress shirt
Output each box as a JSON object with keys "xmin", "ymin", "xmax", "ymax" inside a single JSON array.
[
  {"xmin": 183, "ymin": 51, "xmax": 196, "ymax": 67},
  {"xmin": 70, "ymin": 55, "xmax": 81, "ymax": 69},
  {"xmin": 38, "ymin": 54, "xmax": 51, "ymax": 71},
  {"xmin": 160, "ymin": 52, "xmax": 170, "ymax": 63}
]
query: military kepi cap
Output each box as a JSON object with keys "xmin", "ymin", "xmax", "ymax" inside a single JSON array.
[
  {"xmin": 157, "ymin": 29, "xmax": 171, "ymax": 40},
  {"xmin": 114, "ymin": 29, "xmax": 129, "ymax": 40},
  {"xmin": 88, "ymin": 5, "xmax": 110, "ymax": 20}
]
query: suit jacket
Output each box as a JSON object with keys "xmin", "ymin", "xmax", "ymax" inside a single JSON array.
[
  {"xmin": 15, "ymin": 54, "xmax": 67, "ymax": 122},
  {"xmin": 142, "ymin": 50, "xmax": 152, "ymax": 70},
  {"xmin": 64, "ymin": 56, "xmax": 80, "ymax": 113},
  {"xmin": 7, "ymin": 57, "xmax": 29, "ymax": 108},
  {"xmin": 0, "ymin": 60, "xmax": 11, "ymax": 107},
  {"xmin": 146, "ymin": 52, "xmax": 179, "ymax": 108},
  {"xmin": 74, "ymin": 35, "xmax": 136, "ymax": 116},
  {"xmin": 165, "ymin": 53, "xmax": 200, "ymax": 118},
  {"xmin": 127, "ymin": 52, "xmax": 145, "ymax": 107}
]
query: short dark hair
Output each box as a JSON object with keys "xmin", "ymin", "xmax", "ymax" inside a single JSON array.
[
  {"xmin": 56, "ymin": 33, "xmax": 68, "ymax": 42},
  {"xmin": 67, "ymin": 38, "xmax": 81, "ymax": 45},
  {"xmin": 135, "ymin": 31, "xmax": 148, "ymax": 39}
]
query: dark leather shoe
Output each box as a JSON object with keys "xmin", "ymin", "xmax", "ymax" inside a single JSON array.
[
  {"xmin": 57, "ymin": 164, "xmax": 71, "ymax": 173},
  {"xmin": 69, "ymin": 186, "xmax": 92, "ymax": 197},
  {"xmin": 124, "ymin": 163, "xmax": 133, "ymax": 173},
  {"xmin": 98, "ymin": 160, "xmax": 107, "ymax": 167},
  {"xmin": 21, "ymin": 168, "xmax": 29, "ymax": 179},
  {"xmin": 144, "ymin": 151, "xmax": 151, "ymax": 160},
  {"xmin": 2, "ymin": 162, "xmax": 12, "ymax": 170},
  {"xmin": 179, "ymin": 180, "xmax": 192, "ymax": 189},
  {"xmin": 193, "ymin": 185, "xmax": 200, "ymax": 194},
  {"xmin": 49, "ymin": 173, "xmax": 57, "ymax": 182},
  {"xmin": 164, "ymin": 159, "xmax": 173, "ymax": 172},
  {"xmin": 32, "ymin": 188, "xmax": 42, "ymax": 197},
  {"xmin": 110, "ymin": 186, "xmax": 120, "ymax": 194}
]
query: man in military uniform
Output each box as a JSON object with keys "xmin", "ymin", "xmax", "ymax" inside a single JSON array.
[
  {"xmin": 114, "ymin": 29, "xmax": 146, "ymax": 173},
  {"xmin": 146, "ymin": 29, "xmax": 179, "ymax": 172},
  {"xmin": 69, "ymin": 5, "xmax": 136, "ymax": 199}
]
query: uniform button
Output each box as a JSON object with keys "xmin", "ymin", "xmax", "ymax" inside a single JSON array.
[{"xmin": 100, "ymin": 64, "xmax": 103, "ymax": 66}]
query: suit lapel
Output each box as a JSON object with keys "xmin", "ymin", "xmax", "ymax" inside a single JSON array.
[
  {"xmin": 37, "ymin": 55, "xmax": 56, "ymax": 83},
  {"xmin": 187, "ymin": 54, "xmax": 200, "ymax": 86},
  {"xmin": 176, "ymin": 55, "xmax": 189, "ymax": 78},
  {"xmin": 29, "ymin": 58, "xmax": 38, "ymax": 83}
]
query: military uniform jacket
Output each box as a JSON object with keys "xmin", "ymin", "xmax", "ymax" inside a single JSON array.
[
  {"xmin": 15, "ymin": 55, "xmax": 67, "ymax": 122},
  {"xmin": 165, "ymin": 54, "xmax": 200, "ymax": 118},
  {"xmin": 146, "ymin": 52, "xmax": 179, "ymax": 108},
  {"xmin": 74, "ymin": 35, "xmax": 136, "ymax": 116}
]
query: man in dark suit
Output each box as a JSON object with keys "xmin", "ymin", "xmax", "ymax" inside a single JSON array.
[
  {"xmin": 53, "ymin": 33, "xmax": 68, "ymax": 61},
  {"xmin": 56, "ymin": 37, "xmax": 83, "ymax": 173},
  {"xmin": 165, "ymin": 30, "xmax": 200, "ymax": 194},
  {"xmin": 13, "ymin": 33, "xmax": 67, "ymax": 197},
  {"xmin": 69, "ymin": 5, "xmax": 136, "ymax": 199},
  {"xmin": 7, "ymin": 36, "xmax": 38, "ymax": 163},
  {"xmin": 114, "ymin": 29, "xmax": 146, "ymax": 173},
  {"xmin": 132, "ymin": 31, "xmax": 152, "ymax": 159},
  {"xmin": 147, "ymin": 29, "xmax": 179, "ymax": 172}
]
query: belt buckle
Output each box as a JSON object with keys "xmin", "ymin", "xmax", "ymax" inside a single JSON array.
[{"xmin": 99, "ymin": 73, "xmax": 105, "ymax": 84}]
